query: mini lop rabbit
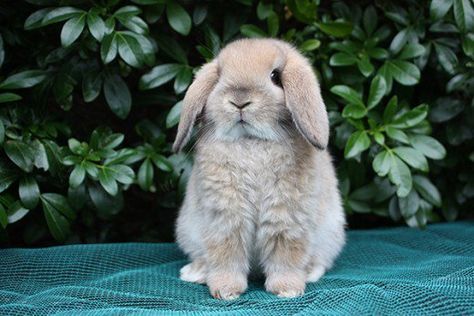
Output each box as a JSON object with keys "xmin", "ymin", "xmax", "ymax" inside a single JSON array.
[{"xmin": 174, "ymin": 38, "xmax": 345, "ymax": 300}]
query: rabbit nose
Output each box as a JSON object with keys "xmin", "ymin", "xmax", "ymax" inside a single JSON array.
[{"xmin": 230, "ymin": 100, "xmax": 252, "ymax": 109}]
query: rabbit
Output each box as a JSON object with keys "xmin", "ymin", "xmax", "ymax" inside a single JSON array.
[{"xmin": 173, "ymin": 38, "xmax": 346, "ymax": 300}]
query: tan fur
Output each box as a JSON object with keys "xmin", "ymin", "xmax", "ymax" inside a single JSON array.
[{"xmin": 174, "ymin": 38, "xmax": 346, "ymax": 300}]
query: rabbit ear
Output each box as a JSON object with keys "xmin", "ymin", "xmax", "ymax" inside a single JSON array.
[
  {"xmin": 281, "ymin": 49, "xmax": 329, "ymax": 150},
  {"xmin": 172, "ymin": 61, "xmax": 219, "ymax": 152}
]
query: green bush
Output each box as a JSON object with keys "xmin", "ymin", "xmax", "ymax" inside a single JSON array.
[{"xmin": 0, "ymin": 0, "xmax": 472, "ymax": 246}]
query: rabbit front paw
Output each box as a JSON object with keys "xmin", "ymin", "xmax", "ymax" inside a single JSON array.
[
  {"xmin": 207, "ymin": 271, "xmax": 247, "ymax": 300},
  {"xmin": 180, "ymin": 260, "xmax": 207, "ymax": 284},
  {"xmin": 265, "ymin": 271, "xmax": 306, "ymax": 298}
]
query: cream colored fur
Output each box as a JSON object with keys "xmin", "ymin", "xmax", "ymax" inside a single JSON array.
[{"xmin": 174, "ymin": 38, "xmax": 346, "ymax": 300}]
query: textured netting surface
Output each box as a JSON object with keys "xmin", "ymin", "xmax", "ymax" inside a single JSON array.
[{"xmin": 1, "ymin": 222, "xmax": 473, "ymax": 315}]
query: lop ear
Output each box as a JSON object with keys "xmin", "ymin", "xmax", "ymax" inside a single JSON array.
[
  {"xmin": 281, "ymin": 48, "xmax": 329, "ymax": 150},
  {"xmin": 172, "ymin": 61, "xmax": 219, "ymax": 152}
]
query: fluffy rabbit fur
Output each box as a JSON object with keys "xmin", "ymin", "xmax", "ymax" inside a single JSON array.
[{"xmin": 174, "ymin": 38, "xmax": 345, "ymax": 300}]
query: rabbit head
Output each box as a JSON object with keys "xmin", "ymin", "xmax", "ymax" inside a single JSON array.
[{"xmin": 173, "ymin": 38, "xmax": 329, "ymax": 152}]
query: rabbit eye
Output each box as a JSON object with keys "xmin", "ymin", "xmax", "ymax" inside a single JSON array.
[{"xmin": 270, "ymin": 69, "xmax": 282, "ymax": 87}]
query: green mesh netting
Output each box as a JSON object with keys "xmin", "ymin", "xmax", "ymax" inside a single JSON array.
[{"xmin": 1, "ymin": 222, "xmax": 473, "ymax": 315}]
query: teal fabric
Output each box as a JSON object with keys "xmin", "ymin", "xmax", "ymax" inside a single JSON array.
[{"xmin": 1, "ymin": 222, "xmax": 473, "ymax": 315}]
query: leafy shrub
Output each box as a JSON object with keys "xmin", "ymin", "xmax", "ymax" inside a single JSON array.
[{"xmin": 0, "ymin": 0, "xmax": 472, "ymax": 246}]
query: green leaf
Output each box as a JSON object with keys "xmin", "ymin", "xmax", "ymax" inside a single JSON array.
[
  {"xmin": 41, "ymin": 7, "xmax": 85, "ymax": 26},
  {"xmin": 69, "ymin": 165, "xmax": 86, "ymax": 188},
  {"xmin": 0, "ymin": 120, "xmax": 4, "ymax": 145},
  {"xmin": 32, "ymin": 140, "xmax": 49, "ymax": 171},
  {"xmin": 139, "ymin": 63, "xmax": 182, "ymax": 90},
  {"xmin": 257, "ymin": 1, "xmax": 273, "ymax": 19},
  {"xmin": 357, "ymin": 54, "xmax": 374, "ymax": 77},
  {"xmin": 102, "ymin": 133, "xmax": 124, "ymax": 150},
  {"xmin": 104, "ymin": 17, "xmax": 115, "ymax": 34},
  {"xmin": 377, "ymin": 64, "xmax": 393, "ymax": 94},
  {"xmin": 101, "ymin": 33, "xmax": 118, "ymax": 64},
  {"xmin": 166, "ymin": 2, "xmax": 192, "ymax": 35},
  {"xmin": 393, "ymin": 146, "xmax": 429, "ymax": 172},
  {"xmin": 152, "ymin": 154, "xmax": 173, "ymax": 172},
  {"xmin": 367, "ymin": 76, "xmax": 387, "ymax": 109},
  {"xmin": 166, "ymin": 100, "xmax": 183, "ymax": 128},
  {"xmin": 430, "ymin": 0, "xmax": 454, "ymax": 20},
  {"xmin": 329, "ymin": 52, "xmax": 357, "ymax": 66},
  {"xmin": 389, "ymin": 28, "xmax": 409, "ymax": 54},
  {"xmin": 42, "ymin": 193, "xmax": 75, "ymax": 220},
  {"xmin": 398, "ymin": 43, "xmax": 426, "ymax": 59},
  {"xmin": 68, "ymin": 182, "xmax": 87, "ymax": 210},
  {"xmin": 342, "ymin": 104, "xmax": 367, "ymax": 119},
  {"xmin": 386, "ymin": 60, "xmax": 420, "ymax": 85},
  {"xmin": 155, "ymin": 34, "xmax": 188, "ymax": 64},
  {"xmin": 87, "ymin": 11, "xmax": 106, "ymax": 41},
  {"xmin": 68, "ymin": 138, "xmax": 87, "ymax": 155},
  {"xmin": 0, "ymin": 70, "xmax": 47, "ymax": 90},
  {"xmin": 347, "ymin": 199, "xmax": 371, "ymax": 213},
  {"xmin": 317, "ymin": 21, "xmax": 353, "ymax": 37},
  {"xmin": 367, "ymin": 47, "xmax": 389, "ymax": 60},
  {"xmin": 116, "ymin": 32, "xmax": 144, "ymax": 68},
  {"xmin": 127, "ymin": 33, "xmax": 155, "ymax": 66},
  {"xmin": 413, "ymin": 175, "xmax": 442, "ymax": 207},
  {"xmin": 373, "ymin": 150, "xmax": 391, "ymax": 176},
  {"xmin": 410, "ymin": 135, "xmax": 446, "ymax": 160},
  {"xmin": 19, "ymin": 176, "xmax": 40, "ymax": 209},
  {"xmin": 98, "ymin": 168, "xmax": 118, "ymax": 196},
  {"xmin": 463, "ymin": 33, "xmax": 474, "ymax": 57},
  {"xmin": 344, "ymin": 131, "xmax": 371, "ymax": 159},
  {"xmin": 103, "ymin": 73, "xmax": 131, "ymax": 119},
  {"xmin": 41, "ymin": 195, "xmax": 71, "ymax": 242},
  {"xmin": 117, "ymin": 16, "xmax": 149, "ymax": 34},
  {"xmin": 24, "ymin": 8, "xmax": 53, "ymax": 30},
  {"xmin": 374, "ymin": 132, "xmax": 385, "ymax": 145},
  {"xmin": 363, "ymin": 6, "xmax": 377, "ymax": 35},
  {"xmin": 82, "ymin": 71, "xmax": 103, "ymax": 103},
  {"xmin": 386, "ymin": 9, "xmax": 409, "ymax": 26},
  {"xmin": 83, "ymin": 161, "xmax": 99, "ymax": 178},
  {"xmin": 330, "ymin": 85, "xmax": 364, "ymax": 107},
  {"xmin": 109, "ymin": 164, "xmax": 135, "ymax": 184},
  {"xmin": 398, "ymin": 189, "xmax": 420, "ymax": 217},
  {"xmin": 385, "ymin": 126, "xmax": 409, "ymax": 144},
  {"xmin": 429, "ymin": 97, "xmax": 464, "ymax": 123},
  {"xmin": 138, "ymin": 158, "xmax": 154, "ymax": 191},
  {"xmin": 267, "ymin": 13, "xmax": 279, "ymax": 37},
  {"xmin": 388, "ymin": 155, "xmax": 412, "ymax": 197},
  {"xmin": 0, "ymin": 93, "xmax": 22, "ymax": 103},
  {"xmin": 193, "ymin": 4, "xmax": 208, "ymax": 25},
  {"xmin": 7, "ymin": 202, "xmax": 29, "ymax": 224},
  {"xmin": 286, "ymin": 0, "xmax": 316, "ymax": 23},
  {"xmin": 453, "ymin": 0, "xmax": 474, "ymax": 32},
  {"xmin": 114, "ymin": 5, "xmax": 141, "ymax": 18},
  {"xmin": 0, "ymin": 204, "xmax": 7, "ymax": 229},
  {"xmin": 0, "ymin": 34, "xmax": 4, "ymax": 68},
  {"xmin": 4, "ymin": 140, "xmax": 35, "ymax": 172},
  {"xmin": 88, "ymin": 183, "xmax": 123, "ymax": 218},
  {"xmin": 383, "ymin": 96, "xmax": 398, "ymax": 122},
  {"xmin": 240, "ymin": 24, "xmax": 267, "ymax": 38},
  {"xmin": 434, "ymin": 43, "xmax": 458, "ymax": 74},
  {"xmin": 392, "ymin": 104, "xmax": 428, "ymax": 128},
  {"xmin": 61, "ymin": 14, "xmax": 86, "ymax": 47},
  {"xmin": 300, "ymin": 39, "xmax": 321, "ymax": 51},
  {"xmin": 174, "ymin": 67, "xmax": 193, "ymax": 94}
]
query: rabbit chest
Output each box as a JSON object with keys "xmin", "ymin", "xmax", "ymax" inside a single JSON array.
[{"xmin": 195, "ymin": 139, "xmax": 315, "ymax": 232}]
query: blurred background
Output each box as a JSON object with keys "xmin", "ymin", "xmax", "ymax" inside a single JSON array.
[{"xmin": 0, "ymin": 0, "xmax": 472, "ymax": 247}]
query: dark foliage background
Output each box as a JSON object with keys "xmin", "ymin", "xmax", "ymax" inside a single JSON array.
[{"xmin": 0, "ymin": 0, "xmax": 472, "ymax": 247}]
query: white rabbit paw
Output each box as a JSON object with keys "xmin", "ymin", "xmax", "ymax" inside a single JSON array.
[
  {"xmin": 180, "ymin": 261, "xmax": 207, "ymax": 284},
  {"xmin": 265, "ymin": 272, "xmax": 306, "ymax": 298}
]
